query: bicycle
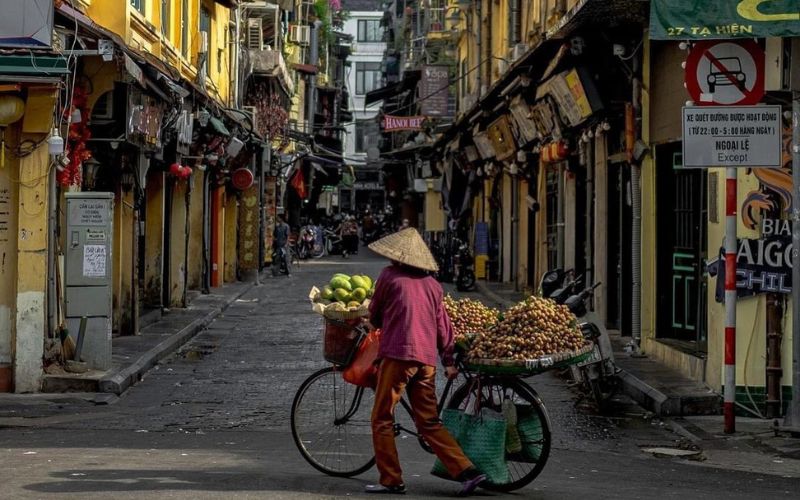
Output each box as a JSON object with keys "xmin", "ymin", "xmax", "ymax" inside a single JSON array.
[{"xmin": 290, "ymin": 323, "xmax": 553, "ymax": 492}]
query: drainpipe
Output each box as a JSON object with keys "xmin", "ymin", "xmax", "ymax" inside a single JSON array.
[
  {"xmin": 232, "ymin": 5, "xmax": 241, "ymax": 108},
  {"xmin": 202, "ymin": 170, "xmax": 211, "ymax": 294},
  {"xmin": 584, "ymin": 137, "xmax": 594, "ymax": 293},
  {"xmin": 475, "ymin": 1, "xmax": 481, "ymax": 96},
  {"xmin": 182, "ymin": 175, "xmax": 192, "ymax": 308},
  {"xmin": 306, "ymin": 20, "xmax": 323, "ymax": 205},
  {"xmin": 47, "ymin": 155, "xmax": 58, "ymax": 337},
  {"xmin": 484, "ymin": 0, "xmax": 491, "ymax": 96},
  {"xmin": 631, "ymin": 45, "xmax": 643, "ymax": 350}
]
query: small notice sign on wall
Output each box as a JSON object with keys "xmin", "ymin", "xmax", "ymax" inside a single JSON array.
[{"xmin": 83, "ymin": 244, "xmax": 107, "ymax": 278}]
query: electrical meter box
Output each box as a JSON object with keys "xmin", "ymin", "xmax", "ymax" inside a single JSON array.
[{"xmin": 64, "ymin": 192, "xmax": 114, "ymax": 370}]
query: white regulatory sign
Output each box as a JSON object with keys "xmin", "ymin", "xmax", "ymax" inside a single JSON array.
[{"xmin": 682, "ymin": 105, "xmax": 782, "ymax": 168}]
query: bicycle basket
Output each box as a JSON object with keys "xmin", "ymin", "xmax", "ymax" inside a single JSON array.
[{"xmin": 323, "ymin": 318, "xmax": 363, "ymax": 366}]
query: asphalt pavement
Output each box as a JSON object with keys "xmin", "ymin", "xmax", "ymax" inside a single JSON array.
[{"xmin": 0, "ymin": 250, "xmax": 798, "ymax": 499}]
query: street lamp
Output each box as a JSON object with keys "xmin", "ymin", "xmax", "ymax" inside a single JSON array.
[{"xmin": 83, "ymin": 158, "xmax": 101, "ymax": 190}]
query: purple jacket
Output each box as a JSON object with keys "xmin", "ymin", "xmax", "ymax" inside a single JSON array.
[{"xmin": 369, "ymin": 265, "xmax": 455, "ymax": 367}]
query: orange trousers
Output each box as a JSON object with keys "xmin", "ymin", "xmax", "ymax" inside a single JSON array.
[{"xmin": 371, "ymin": 358, "xmax": 473, "ymax": 486}]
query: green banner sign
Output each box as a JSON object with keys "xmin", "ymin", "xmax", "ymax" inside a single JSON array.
[{"xmin": 650, "ymin": 1, "xmax": 800, "ymax": 39}]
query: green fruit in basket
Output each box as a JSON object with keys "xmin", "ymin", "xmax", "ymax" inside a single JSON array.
[
  {"xmin": 347, "ymin": 301, "xmax": 361, "ymax": 309},
  {"xmin": 361, "ymin": 275, "xmax": 373, "ymax": 289},
  {"xmin": 330, "ymin": 277, "xmax": 352, "ymax": 291},
  {"xmin": 351, "ymin": 287, "xmax": 367, "ymax": 302},
  {"xmin": 321, "ymin": 286, "xmax": 334, "ymax": 300},
  {"xmin": 333, "ymin": 273, "xmax": 351, "ymax": 282},
  {"xmin": 367, "ymin": 286, "xmax": 374, "ymax": 298},
  {"xmin": 333, "ymin": 288, "xmax": 351, "ymax": 302},
  {"xmin": 351, "ymin": 275, "xmax": 368, "ymax": 290}
]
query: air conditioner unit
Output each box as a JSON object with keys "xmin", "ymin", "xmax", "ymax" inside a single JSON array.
[
  {"xmin": 247, "ymin": 18, "xmax": 263, "ymax": 50},
  {"xmin": 289, "ymin": 25, "xmax": 311, "ymax": 46},
  {"xmin": 241, "ymin": 105, "xmax": 259, "ymax": 133},
  {"xmin": 511, "ymin": 43, "xmax": 529, "ymax": 62},
  {"xmin": 198, "ymin": 30, "xmax": 209, "ymax": 54}
]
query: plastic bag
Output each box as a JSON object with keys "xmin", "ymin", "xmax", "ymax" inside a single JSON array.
[{"xmin": 342, "ymin": 328, "xmax": 380, "ymax": 388}]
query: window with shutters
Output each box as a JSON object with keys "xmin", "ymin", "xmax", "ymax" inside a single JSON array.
[
  {"xmin": 131, "ymin": 0, "xmax": 145, "ymax": 14},
  {"xmin": 357, "ymin": 20, "xmax": 382, "ymax": 42},
  {"xmin": 161, "ymin": 0, "xmax": 170, "ymax": 38},
  {"xmin": 181, "ymin": 0, "xmax": 189, "ymax": 57},
  {"xmin": 355, "ymin": 62, "xmax": 382, "ymax": 95},
  {"xmin": 200, "ymin": 4, "xmax": 212, "ymax": 76},
  {"xmin": 509, "ymin": 0, "xmax": 522, "ymax": 46},
  {"xmin": 355, "ymin": 121, "xmax": 369, "ymax": 152}
]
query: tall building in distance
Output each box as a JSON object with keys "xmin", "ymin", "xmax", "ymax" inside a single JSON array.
[{"xmin": 340, "ymin": 0, "xmax": 386, "ymax": 214}]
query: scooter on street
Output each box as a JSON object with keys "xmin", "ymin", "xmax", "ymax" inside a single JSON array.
[
  {"xmin": 453, "ymin": 239, "xmax": 476, "ymax": 291},
  {"xmin": 298, "ymin": 226, "xmax": 324, "ymax": 259},
  {"xmin": 539, "ymin": 269, "xmax": 619, "ymax": 409}
]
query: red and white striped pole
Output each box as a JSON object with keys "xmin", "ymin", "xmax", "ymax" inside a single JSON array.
[{"xmin": 724, "ymin": 167, "xmax": 737, "ymax": 434}]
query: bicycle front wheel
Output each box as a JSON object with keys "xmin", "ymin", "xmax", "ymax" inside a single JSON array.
[
  {"xmin": 447, "ymin": 377, "xmax": 552, "ymax": 492},
  {"xmin": 291, "ymin": 367, "xmax": 376, "ymax": 477}
]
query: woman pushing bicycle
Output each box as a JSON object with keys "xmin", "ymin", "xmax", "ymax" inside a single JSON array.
[{"xmin": 365, "ymin": 228, "xmax": 486, "ymax": 496}]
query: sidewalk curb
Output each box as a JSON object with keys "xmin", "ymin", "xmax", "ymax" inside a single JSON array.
[{"xmin": 97, "ymin": 285, "xmax": 253, "ymax": 395}]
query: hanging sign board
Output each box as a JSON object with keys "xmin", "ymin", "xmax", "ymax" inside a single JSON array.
[
  {"xmin": 383, "ymin": 115, "xmax": 425, "ymax": 132},
  {"xmin": 681, "ymin": 105, "xmax": 782, "ymax": 168},
  {"xmin": 419, "ymin": 65, "xmax": 451, "ymax": 117},
  {"xmin": 684, "ymin": 40, "xmax": 765, "ymax": 106},
  {"xmin": 650, "ymin": 0, "xmax": 800, "ymax": 40}
]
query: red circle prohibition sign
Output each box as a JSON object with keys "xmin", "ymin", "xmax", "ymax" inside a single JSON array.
[{"xmin": 684, "ymin": 39, "xmax": 765, "ymax": 106}]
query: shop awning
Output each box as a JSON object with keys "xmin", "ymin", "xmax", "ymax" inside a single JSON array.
[
  {"xmin": 209, "ymin": 116, "xmax": 231, "ymax": 136},
  {"xmin": 547, "ymin": 0, "xmax": 647, "ymax": 39},
  {"xmin": 0, "ymin": 54, "xmax": 69, "ymax": 75},
  {"xmin": 365, "ymin": 70, "xmax": 421, "ymax": 106}
]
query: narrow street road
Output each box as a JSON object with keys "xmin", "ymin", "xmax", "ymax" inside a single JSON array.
[{"xmin": 0, "ymin": 251, "xmax": 797, "ymax": 499}]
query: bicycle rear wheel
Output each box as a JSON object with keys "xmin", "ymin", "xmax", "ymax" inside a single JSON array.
[
  {"xmin": 447, "ymin": 377, "xmax": 551, "ymax": 492},
  {"xmin": 291, "ymin": 367, "xmax": 376, "ymax": 477}
]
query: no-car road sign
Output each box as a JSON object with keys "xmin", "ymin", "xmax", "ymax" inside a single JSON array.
[{"xmin": 684, "ymin": 40, "xmax": 765, "ymax": 106}]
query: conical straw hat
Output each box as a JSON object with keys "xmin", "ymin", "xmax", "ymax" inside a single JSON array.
[{"xmin": 368, "ymin": 228, "xmax": 439, "ymax": 272}]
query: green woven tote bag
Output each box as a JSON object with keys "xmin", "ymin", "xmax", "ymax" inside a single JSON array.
[
  {"xmin": 516, "ymin": 405, "xmax": 544, "ymax": 463},
  {"xmin": 431, "ymin": 408, "xmax": 510, "ymax": 485}
]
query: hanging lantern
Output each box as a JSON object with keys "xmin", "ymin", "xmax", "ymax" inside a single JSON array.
[
  {"xmin": 169, "ymin": 162, "xmax": 182, "ymax": 177},
  {"xmin": 0, "ymin": 95, "xmax": 25, "ymax": 168},
  {"xmin": 541, "ymin": 140, "xmax": 569, "ymax": 164}
]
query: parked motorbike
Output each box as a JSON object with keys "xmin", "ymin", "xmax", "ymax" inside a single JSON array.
[
  {"xmin": 453, "ymin": 239, "xmax": 476, "ymax": 291},
  {"xmin": 323, "ymin": 228, "xmax": 349, "ymax": 258},
  {"xmin": 540, "ymin": 270, "xmax": 618, "ymax": 409}
]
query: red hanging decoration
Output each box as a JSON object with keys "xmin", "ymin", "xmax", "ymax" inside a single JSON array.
[{"xmin": 57, "ymin": 87, "xmax": 92, "ymax": 187}]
